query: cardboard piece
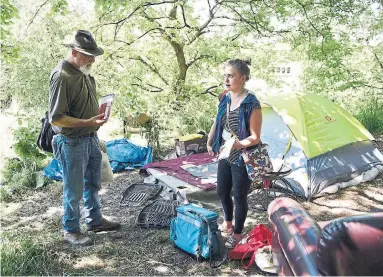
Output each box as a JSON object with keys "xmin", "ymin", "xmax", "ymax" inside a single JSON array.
[{"xmin": 175, "ymin": 135, "xmax": 208, "ymax": 157}]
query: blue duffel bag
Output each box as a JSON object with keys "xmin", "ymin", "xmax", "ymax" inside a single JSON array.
[{"xmin": 170, "ymin": 204, "xmax": 223, "ymax": 264}]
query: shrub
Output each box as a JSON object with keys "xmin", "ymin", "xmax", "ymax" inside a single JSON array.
[
  {"xmin": 0, "ymin": 119, "xmax": 52, "ymax": 201},
  {"xmin": 355, "ymin": 97, "xmax": 383, "ymax": 134}
]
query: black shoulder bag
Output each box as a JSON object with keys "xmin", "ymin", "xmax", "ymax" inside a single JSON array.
[{"xmin": 37, "ymin": 111, "xmax": 55, "ymax": 153}]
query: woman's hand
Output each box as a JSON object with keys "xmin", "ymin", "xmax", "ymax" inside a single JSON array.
[
  {"xmin": 207, "ymin": 145, "xmax": 214, "ymax": 156},
  {"xmin": 219, "ymin": 145, "xmax": 225, "ymax": 154},
  {"xmin": 231, "ymin": 141, "xmax": 242, "ymax": 150}
]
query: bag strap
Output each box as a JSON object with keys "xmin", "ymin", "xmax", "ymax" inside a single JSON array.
[
  {"xmin": 185, "ymin": 210, "xmax": 213, "ymax": 262},
  {"xmin": 241, "ymin": 225, "xmax": 273, "ymax": 270},
  {"xmin": 80, "ymin": 76, "xmax": 92, "ymax": 119},
  {"xmin": 226, "ymin": 91, "xmax": 249, "ymax": 138},
  {"xmin": 226, "ymin": 93, "xmax": 263, "ymax": 152},
  {"xmin": 210, "ymin": 230, "xmax": 228, "ymax": 268},
  {"xmin": 185, "ymin": 209, "xmax": 227, "ymax": 268},
  {"xmin": 242, "ymin": 242, "xmax": 268, "ymax": 269},
  {"xmin": 226, "ymin": 102, "xmax": 236, "ymax": 138}
]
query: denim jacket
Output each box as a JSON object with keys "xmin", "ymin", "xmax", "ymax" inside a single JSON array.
[{"xmin": 212, "ymin": 92, "xmax": 261, "ymax": 166}]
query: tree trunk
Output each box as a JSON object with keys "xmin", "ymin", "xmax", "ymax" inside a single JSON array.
[{"xmin": 169, "ymin": 40, "xmax": 187, "ymax": 95}]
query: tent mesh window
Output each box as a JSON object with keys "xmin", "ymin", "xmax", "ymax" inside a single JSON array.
[
  {"xmin": 136, "ymin": 200, "xmax": 180, "ymax": 228},
  {"xmin": 120, "ymin": 183, "xmax": 163, "ymax": 207}
]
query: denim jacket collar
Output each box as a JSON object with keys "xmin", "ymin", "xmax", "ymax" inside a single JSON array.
[{"xmin": 212, "ymin": 91, "xmax": 258, "ymax": 166}]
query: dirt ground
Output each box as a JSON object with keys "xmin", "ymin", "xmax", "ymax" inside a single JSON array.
[{"xmin": 1, "ymin": 137, "xmax": 382, "ymax": 276}]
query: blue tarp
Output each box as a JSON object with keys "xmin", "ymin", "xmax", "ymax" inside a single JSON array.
[
  {"xmin": 105, "ymin": 138, "xmax": 153, "ymax": 172},
  {"xmin": 43, "ymin": 138, "xmax": 153, "ymax": 180},
  {"xmin": 43, "ymin": 158, "xmax": 63, "ymax": 181}
]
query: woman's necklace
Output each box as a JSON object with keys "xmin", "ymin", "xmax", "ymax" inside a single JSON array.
[{"xmin": 230, "ymin": 89, "xmax": 247, "ymax": 110}]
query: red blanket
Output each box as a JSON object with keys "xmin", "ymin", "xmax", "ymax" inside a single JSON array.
[{"xmin": 142, "ymin": 153, "xmax": 217, "ymax": 190}]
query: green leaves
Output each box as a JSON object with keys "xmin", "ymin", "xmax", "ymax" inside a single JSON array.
[
  {"xmin": 0, "ymin": 116, "xmax": 52, "ymax": 195},
  {"xmin": 0, "ymin": 0, "xmax": 19, "ymax": 63},
  {"xmin": 51, "ymin": 0, "xmax": 68, "ymax": 15},
  {"xmin": 0, "ymin": 0, "xmax": 18, "ymax": 33},
  {"xmin": 3, "ymin": 0, "xmax": 382, "ymax": 156}
]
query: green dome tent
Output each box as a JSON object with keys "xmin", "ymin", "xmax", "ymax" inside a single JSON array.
[{"xmin": 260, "ymin": 92, "xmax": 383, "ymax": 200}]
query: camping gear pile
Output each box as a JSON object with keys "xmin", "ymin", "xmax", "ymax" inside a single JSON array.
[
  {"xmin": 118, "ymin": 181, "xmax": 230, "ymax": 268},
  {"xmin": 118, "ymin": 180, "xmax": 273, "ymax": 270}
]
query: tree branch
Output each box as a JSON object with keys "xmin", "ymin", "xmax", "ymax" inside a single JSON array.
[
  {"xmin": 180, "ymin": 5, "xmax": 190, "ymax": 28},
  {"xmin": 187, "ymin": 0, "xmax": 222, "ymax": 45},
  {"xmin": 142, "ymin": 0, "xmax": 179, "ymax": 7},
  {"xmin": 132, "ymin": 76, "xmax": 164, "ymax": 92},
  {"xmin": 201, "ymin": 85, "xmax": 219, "ymax": 97},
  {"xmin": 294, "ymin": 0, "xmax": 326, "ymax": 38},
  {"xmin": 25, "ymin": 0, "xmax": 51, "ymax": 35},
  {"xmin": 340, "ymin": 62, "xmax": 383, "ymax": 91},
  {"xmin": 186, "ymin": 54, "xmax": 212, "ymax": 68},
  {"xmin": 115, "ymin": 27, "xmax": 163, "ymax": 46},
  {"xmin": 129, "ymin": 56, "xmax": 169, "ymax": 85},
  {"xmin": 132, "ymin": 83, "xmax": 163, "ymax": 92},
  {"xmin": 366, "ymin": 39, "xmax": 383, "ymax": 73}
]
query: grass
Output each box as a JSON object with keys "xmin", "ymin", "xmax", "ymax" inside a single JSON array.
[
  {"xmin": 1, "ymin": 169, "xmax": 381, "ymax": 276},
  {"xmin": 0, "ymin": 231, "xmax": 65, "ymax": 276},
  {"xmin": 355, "ymin": 97, "xmax": 383, "ymax": 134}
]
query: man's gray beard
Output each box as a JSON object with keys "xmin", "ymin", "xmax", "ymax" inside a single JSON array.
[{"xmin": 79, "ymin": 64, "xmax": 92, "ymax": 75}]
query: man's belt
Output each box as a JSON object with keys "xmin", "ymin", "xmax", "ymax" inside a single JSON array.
[{"xmin": 77, "ymin": 132, "xmax": 97, "ymax": 138}]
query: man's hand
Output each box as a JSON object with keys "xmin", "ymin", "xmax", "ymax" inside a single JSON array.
[
  {"xmin": 52, "ymin": 114, "xmax": 107, "ymax": 128},
  {"xmin": 87, "ymin": 113, "xmax": 107, "ymax": 127}
]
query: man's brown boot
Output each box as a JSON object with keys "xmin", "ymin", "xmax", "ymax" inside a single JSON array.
[
  {"xmin": 86, "ymin": 217, "xmax": 121, "ymax": 232},
  {"xmin": 64, "ymin": 231, "xmax": 93, "ymax": 246}
]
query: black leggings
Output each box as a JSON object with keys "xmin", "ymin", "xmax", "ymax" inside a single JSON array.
[{"xmin": 216, "ymin": 159, "xmax": 251, "ymax": 234}]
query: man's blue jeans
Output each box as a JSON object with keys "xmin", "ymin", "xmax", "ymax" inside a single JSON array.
[{"xmin": 52, "ymin": 134, "xmax": 102, "ymax": 233}]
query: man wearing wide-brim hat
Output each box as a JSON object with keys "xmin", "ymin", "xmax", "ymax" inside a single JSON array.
[{"xmin": 49, "ymin": 30, "xmax": 120, "ymax": 246}]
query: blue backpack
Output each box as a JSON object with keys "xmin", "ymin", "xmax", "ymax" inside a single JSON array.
[{"xmin": 170, "ymin": 204, "xmax": 223, "ymax": 264}]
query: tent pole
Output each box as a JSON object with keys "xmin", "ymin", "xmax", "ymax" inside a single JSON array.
[{"xmin": 307, "ymin": 159, "xmax": 311, "ymax": 202}]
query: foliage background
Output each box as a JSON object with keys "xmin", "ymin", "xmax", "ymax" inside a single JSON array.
[
  {"xmin": 1, "ymin": 0, "xmax": 382, "ymax": 194},
  {"xmin": 0, "ymin": 1, "xmax": 382, "ymax": 275}
]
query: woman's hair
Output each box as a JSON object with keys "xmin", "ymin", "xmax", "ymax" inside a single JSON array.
[{"xmin": 225, "ymin": 58, "xmax": 251, "ymax": 81}]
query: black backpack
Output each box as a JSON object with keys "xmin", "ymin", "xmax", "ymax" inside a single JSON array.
[{"xmin": 37, "ymin": 111, "xmax": 55, "ymax": 153}]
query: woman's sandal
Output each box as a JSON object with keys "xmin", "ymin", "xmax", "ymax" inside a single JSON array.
[{"xmin": 219, "ymin": 224, "xmax": 234, "ymax": 237}]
